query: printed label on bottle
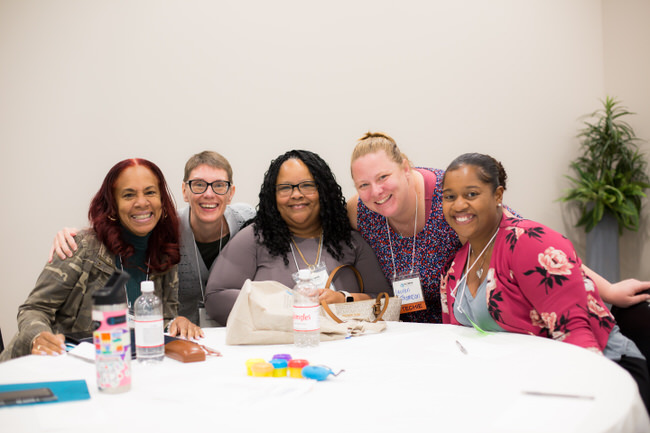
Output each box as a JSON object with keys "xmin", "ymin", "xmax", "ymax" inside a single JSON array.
[
  {"xmin": 134, "ymin": 318, "xmax": 164, "ymax": 348},
  {"xmin": 293, "ymin": 305, "xmax": 320, "ymax": 332}
]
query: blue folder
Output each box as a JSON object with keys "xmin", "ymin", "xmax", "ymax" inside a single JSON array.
[{"xmin": 0, "ymin": 380, "xmax": 90, "ymax": 407}]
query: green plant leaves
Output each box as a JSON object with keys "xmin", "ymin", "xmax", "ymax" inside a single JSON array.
[{"xmin": 561, "ymin": 97, "xmax": 649, "ymax": 233}]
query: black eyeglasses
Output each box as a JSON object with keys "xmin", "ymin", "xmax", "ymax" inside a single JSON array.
[
  {"xmin": 186, "ymin": 179, "xmax": 231, "ymax": 195},
  {"xmin": 275, "ymin": 181, "xmax": 318, "ymax": 197}
]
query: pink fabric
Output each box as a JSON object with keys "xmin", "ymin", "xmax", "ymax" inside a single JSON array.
[{"xmin": 441, "ymin": 215, "xmax": 614, "ymax": 352}]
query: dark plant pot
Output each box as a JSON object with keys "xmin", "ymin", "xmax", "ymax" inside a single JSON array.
[{"xmin": 586, "ymin": 211, "xmax": 620, "ymax": 283}]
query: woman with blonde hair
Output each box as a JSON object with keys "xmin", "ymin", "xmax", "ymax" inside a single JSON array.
[{"xmin": 348, "ymin": 132, "xmax": 650, "ymax": 324}]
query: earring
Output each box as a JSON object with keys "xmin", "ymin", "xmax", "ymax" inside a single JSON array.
[
  {"xmin": 108, "ymin": 215, "xmax": 116, "ymax": 221},
  {"xmin": 497, "ymin": 203, "xmax": 502, "ymax": 208}
]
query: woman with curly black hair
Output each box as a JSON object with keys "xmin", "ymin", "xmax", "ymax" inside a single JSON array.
[{"xmin": 204, "ymin": 150, "xmax": 392, "ymax": 325}]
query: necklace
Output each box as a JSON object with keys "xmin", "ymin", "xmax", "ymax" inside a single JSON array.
[
  {"xmin": 191, "ymin": 216, "xmax": 224, "ymax": 300},
  {"xmin": 474, "ymin": 250, "xmax": 489, "ymax": 279},
  {"xmin": 290, "ymin": 233, "xmax": 323, "ymax": 271},
  {"xmin": 467, "ymin": 228, "xmax": 499, "ymax": 282},
  {"xmin": 118, "ymin": 255, "xmax": 150, "ymax": 310}
]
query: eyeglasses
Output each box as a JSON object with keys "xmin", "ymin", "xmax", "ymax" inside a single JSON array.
[
  {"xmin": 186, "ymin": 179, "xmax": 231, "ymax": 195},
  {"xmin": 275, "ymin": 181, "xmax": 318, "ymax": 197}
]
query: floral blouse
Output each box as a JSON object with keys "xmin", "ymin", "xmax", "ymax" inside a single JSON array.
[{"xmin": 441, "ymin": 216, "xmax": 615, "ymax": 352}]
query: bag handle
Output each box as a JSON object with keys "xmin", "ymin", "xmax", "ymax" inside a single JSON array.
[
  {"xmin": 325, "ymin": 264, "xmax": 364, "ymax": 293},
  {"xmin": 320, "ymin": 299, "xmax": 344, "ymax": 323},
  {"xmin": 320, "ymin": 292, "xmax": 391, "ymax": 324}
]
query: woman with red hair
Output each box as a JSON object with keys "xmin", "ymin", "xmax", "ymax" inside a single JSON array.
[{"xmin": 0, "ymin": 158, "xmax": 198, "ymax": 361}]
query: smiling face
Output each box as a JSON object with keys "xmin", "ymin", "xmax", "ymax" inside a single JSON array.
[
  {"xmin": 351, "ymin": 150, "xmax": 411, "ymax": 219},
  {"xmin": 275, "ymin": 158, "xmax": 321, "ymax": 237},
  {"xmin": 114, "ymin": 165, "xmax": 163, "ymax": 237},
  {"xmin": 442, "ymin": 164, "xmax": 503, "ymax": 244},
  {"xmin": 182, "ymin": 164, "xmax": 234, "ymax": 229}
]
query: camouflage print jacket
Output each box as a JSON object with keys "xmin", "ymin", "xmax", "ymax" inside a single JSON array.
[{"xmin": 1, "ymin": 229, "xmax": 178, "ymax": 361}]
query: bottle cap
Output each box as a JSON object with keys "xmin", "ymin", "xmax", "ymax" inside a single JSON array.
[
  {"xmin": 269, "ymin": 359, "xmax": 288, "ymax": 377},
  {"xmin": 140, "ymin": 281, "xmax": 154, "ymax": 293},
  {"xmin": 269, "ymin": 359, "xmax": 288, "ymax": 369},
  {"xmin": 245, "ymin": 358, "xmax": 267, "ymax": 376},
  {"xmin": 93, "ymin": 270, "xmax": 130, "ymax": 305},
  {"xmin": 251, "ymin": 362, "xmax": 274, "ymax": 377},
  {"xmin": 288, "ymin": 359, "xmax": 309, "ymax": 368},
  {"xmin": 272, "ymin": 353, "xmax": 292, "ymax": 361},
  {"xmin": 288, "ymin": 359, "xmax": 309, "ymax": 378}
]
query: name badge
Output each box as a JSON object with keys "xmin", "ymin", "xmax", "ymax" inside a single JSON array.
[{"xmin": 391, "ymin": 272, "xmax": 426, "ymax": 314}]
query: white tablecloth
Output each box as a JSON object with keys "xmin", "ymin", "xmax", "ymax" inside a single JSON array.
[{"xmin": 0, "ymin": 322, "xmax": 648, "ymax": 433}]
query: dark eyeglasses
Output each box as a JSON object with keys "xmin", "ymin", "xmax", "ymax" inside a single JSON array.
[
  {"xmin": 275, "ymin": 181, "xmax": 318, "ymax": 197},
  {"xmin": 186, "ymin": 179, "xmax": 231, "ymax": 195}
]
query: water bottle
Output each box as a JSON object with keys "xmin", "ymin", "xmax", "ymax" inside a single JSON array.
[
  {"xmin": 92, "ymin": 270, "xmax": 132, "ymax": 393},
  {"xmin": 293, "ymin": 269, "xmax": 320, "ymax": 347},
  {"xmin": 134, "ymin": 281, "xmax": 164, "ymax": 363}
]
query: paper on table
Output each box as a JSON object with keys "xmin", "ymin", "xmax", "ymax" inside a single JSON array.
[{"xmin": 66, "ymin": 342, "xmax": 95, "ymax": 363}]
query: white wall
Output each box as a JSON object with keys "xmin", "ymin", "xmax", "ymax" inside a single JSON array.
[
  {"xmin": 602, "ymin": 0, "xmax": 650, "ymax": 282},
  {"xmin": 1, "ymin": 0, "xmax": 646, "ymax": 343}
]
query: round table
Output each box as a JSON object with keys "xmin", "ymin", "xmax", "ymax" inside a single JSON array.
[{"xmin": 0, "ymin": 322, "xmax": 647, "ymax": 433}]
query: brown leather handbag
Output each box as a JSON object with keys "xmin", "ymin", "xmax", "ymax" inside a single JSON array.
[{"xmin": 320, "ymin": 265, "xmax": 401, "ymax": 323}]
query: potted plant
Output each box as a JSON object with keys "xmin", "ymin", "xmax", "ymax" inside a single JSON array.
[{"xmin": 561, "ymin": 96, "xmax": 650, "ymax": 281}]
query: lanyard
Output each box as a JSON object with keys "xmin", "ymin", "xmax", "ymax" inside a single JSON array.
[
  {"xmin": 454, "ymin": 228, "xmax": 499, "ymax": 334},
  {"xmin": 385, "ymin": 191, "xmax": 418, "ymax": 278},
  {"xmin": 191, "ymin": 217, "xmax": 224, "ymax": 301}
]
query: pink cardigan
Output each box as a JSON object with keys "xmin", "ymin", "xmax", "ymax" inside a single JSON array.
[{"xmin": 441, "ymin": 216, "xmax": 615, "ymax": 352}]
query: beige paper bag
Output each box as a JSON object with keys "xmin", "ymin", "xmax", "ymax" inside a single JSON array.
[{"xmin": 225, "ymin": 279, "xmax": 386, "ymax": 345}]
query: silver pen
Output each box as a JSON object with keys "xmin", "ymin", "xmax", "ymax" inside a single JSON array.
[
  {"xmin": 455, "ymin": 339, "xmax": 468, "ymax": 355},
  {"xmin": 522, "ymin": 390, "xmax": 594, "ymax": 400}
]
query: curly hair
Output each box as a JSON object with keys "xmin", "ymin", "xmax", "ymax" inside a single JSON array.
[
  {"xmin": 254, "ymin": 150, "xmax": 353, "ymax": 265},
  {"xmin": 89, "ymin": 158, "xmax": 180, "ymax": 273}
]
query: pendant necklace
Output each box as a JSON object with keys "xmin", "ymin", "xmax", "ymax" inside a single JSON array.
[
  {"xmin": 290, "ymin": 233, "xmax": 323, "ymax": 271},
  {"xmin": 467, "ymin": 228, "xmax": 498, "ymax": 282}
]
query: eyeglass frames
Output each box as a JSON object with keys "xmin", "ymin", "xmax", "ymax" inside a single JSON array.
[
  {"xmin": 186, "ymin": 179, "xmax": 231, "ymax": 195},
  {"xmin": 275, "ymin": 181, "xmax": 318, "ymax": 197}
]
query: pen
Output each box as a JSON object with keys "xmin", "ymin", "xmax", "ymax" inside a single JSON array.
[
  {"xmin": 522, "ymin": 390, "xmax": 594, "ymax": 400},
  {"xmin": 455, "ymin": 339, "xmax": 468, "ymax": 355}
]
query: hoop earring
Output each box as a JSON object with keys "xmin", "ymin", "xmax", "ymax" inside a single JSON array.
[{"xmin": 108, "ymin": 215, "xmax": 117, "ymax": 221}]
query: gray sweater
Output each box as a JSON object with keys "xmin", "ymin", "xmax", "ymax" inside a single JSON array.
[{"xmin": 177, "ymin": 203, "xmax": 255, "ymax": 325}]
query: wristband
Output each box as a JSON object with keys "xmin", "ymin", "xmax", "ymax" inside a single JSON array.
[{"xmin": 165, "ymin": 317, "xmax": 177, "ymax": 333}]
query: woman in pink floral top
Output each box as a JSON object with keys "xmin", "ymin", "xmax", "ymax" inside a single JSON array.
[{"xmin": 440, "ymin": 152, "xmax": 649, "ymax": 412}]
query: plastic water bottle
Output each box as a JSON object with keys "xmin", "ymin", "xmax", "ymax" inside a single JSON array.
[
  {"xmin": 92, "ymin": 270, "xmax": 131, "ymax": 393},
  {"xmin": 134, "ymin": 281, "xmax": 164, "ymax": 363},
  {"xmin": 293, "ymin": 269, "xmax": 320, "ymax": 347}
]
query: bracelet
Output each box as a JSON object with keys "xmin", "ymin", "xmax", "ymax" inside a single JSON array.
[
  {"xmin": 165, "ymin": 318, "xmax": 177, "ymax": 333},
  {"xmin": 30, "ymin": 334, "xmax": 41, "ymax": 350}
]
